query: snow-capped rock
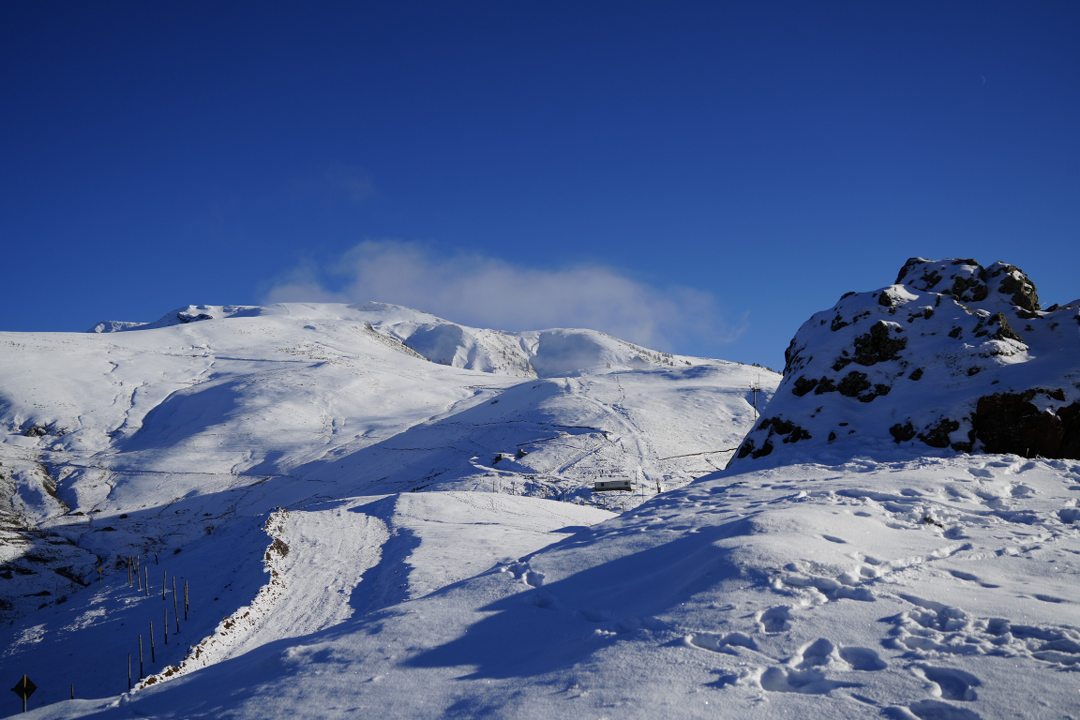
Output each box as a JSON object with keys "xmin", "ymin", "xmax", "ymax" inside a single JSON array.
[{"xmin": 732, "ymin": 258, "xmax": 1080, "ymax": 464}]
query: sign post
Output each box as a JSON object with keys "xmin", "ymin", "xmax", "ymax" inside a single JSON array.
[{"xmin": 11, "ymin": 675, "xmax": 36, "ymax": 713}]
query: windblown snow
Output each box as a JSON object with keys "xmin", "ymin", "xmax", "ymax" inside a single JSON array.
[{"xmin": 1, "ymin": 279, "xmax": 1078, "ymax": 720}]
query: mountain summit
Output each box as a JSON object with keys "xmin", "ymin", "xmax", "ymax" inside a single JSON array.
[{"xmin": 89, "ymin": 301, "xmax": 688, "ymax": 378}]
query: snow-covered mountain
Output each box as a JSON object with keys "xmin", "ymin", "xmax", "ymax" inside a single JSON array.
[
  {"xmin": 732, "ymin": 258, "xmax": 1080, "ymax": 466},
  {"xmin": 88, "ymin": 302, "xmax": 692, "ymax": 378},
  {"xmin": 3, "ymin": 286, "xmax": 1079, "ymax": 720},
  {"xmin": 0, "ymin": 303, "xmax": 775, "ymax": 626}
]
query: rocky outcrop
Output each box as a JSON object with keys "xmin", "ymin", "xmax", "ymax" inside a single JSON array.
[
  {"xmin": 732, "ymin": 258, "xmax": 1080, "ymax": 465},
  {"xmin": 971, "ymin": 391, "xmax": 1080, "ymax": 459}
]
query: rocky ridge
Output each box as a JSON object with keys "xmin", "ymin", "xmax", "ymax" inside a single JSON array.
[{"xmin": 732, "ymin": 258, "xmax": 1080, "ymax": 464}]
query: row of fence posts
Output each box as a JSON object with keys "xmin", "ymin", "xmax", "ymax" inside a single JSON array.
[
  {"xmin": 123, "ymin": 556, "xmax": 190, "ymax": 690},
  {"xmin": 10, "ymin": 556, "xmax": 195, "ymax": 714}
]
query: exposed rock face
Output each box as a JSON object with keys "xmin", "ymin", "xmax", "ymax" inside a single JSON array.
[
  {"xmin": 732, "ymin": 258, "xmax": 1080, "ymax": 465},
  {"xmin": 972, "ymin": 391, "xmax": 1080, "ymax": 459}
]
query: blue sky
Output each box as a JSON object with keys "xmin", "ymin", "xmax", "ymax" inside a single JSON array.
[{"xmin": 2, "ymin": 1, "xmax": 1078, "ymax": 369}]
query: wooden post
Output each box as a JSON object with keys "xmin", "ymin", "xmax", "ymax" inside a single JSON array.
[
  {"xmin": 164, "ymin": 608, "xmax": 168, "ymax": 645},
  {"xmin": 150, "ymin": 620, "xmax": 155, "ymax": 662},
  {"xmin": 144, "ymin": 567, "xmax": 149, "ymax": 597},
  {"xmin": 137, "ymin": 558, "xmax": 142, "ymax": 591},
  {"xmin": 128, "ymin": 652, "xmax": 132, "ymax": 690},
  {"xmin": 162, "ymin": 571, "xmax": 166, "ymax": 601},
  {"xmin": 155, "ymin": 553, "xmax": 158, "ymax": 566},
  {"xmin": 184, "ymin": 580, "xmax": 189, "ymax": 620},
  {"xmin": 139, "ymin": 635, "xmax": 144, "ymax": 678},
  {"xmin": 70, "ymin": 684, "xmax": 74, "ymax": 700},
  {"xmin": 127, "ymin": 559, "xmax": 132, "ymax": 587},
  {"xmin": 173, "ymin": 578, "xmax": 179, "ymax": 633}
]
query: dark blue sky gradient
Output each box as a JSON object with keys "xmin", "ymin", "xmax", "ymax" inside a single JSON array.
[{"xmin": 3, "ymin": 2, "xmax": 1078, "ymax": 368}]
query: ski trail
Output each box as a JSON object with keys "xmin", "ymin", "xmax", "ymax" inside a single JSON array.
[
  {"xmin": 569, "ymin": 375, "xmax": 660, "ymax": 486},
  {"xmin": 225, "ymin": 504, "xmax": 389, "ymax": 658},
  {"xmin": 135, "ymin": 504, "xmax": 389, "ymax": 690}
]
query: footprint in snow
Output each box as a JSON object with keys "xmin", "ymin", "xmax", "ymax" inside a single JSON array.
[
  {"xmin": 947, "ymin": 569, "xmax": 979, "ymax": 582},
  {"xmin": 754, "ymin": 639, "xmax": 873, "ymax": 695},
  {"xmin": 685, "ymin": 632, "xmax": 758, "ymax": 655},
  {"xmin": 792, "ymin": 638, "xmax": 885, "ymax": 672},
  {"xmin": 1058, "ymin": 508, "xmax": 1080, "ymax": 524},
  {"xmin": 914, "ymin": 665, "xmax": 981, "ymax": 702},
  {"xmin": 503, "ymin": 562, "xmax": 545, "ymax": 587},
  {"xmin": 758, "ymin": 666, "xmax": 859, "ymax": 695},
  {"xmin": 838, "ymin": 646, "xmax": 886, "ymax": 671},
  {"xmin": 757, "ymin": 606, "xmax": 792, "ymax": 633},
  {"xmin": 907, "ymin": 699, "xmax": 983, "ymax": 719}
]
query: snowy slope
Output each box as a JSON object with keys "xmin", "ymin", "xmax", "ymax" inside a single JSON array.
[
  {"xmin": 0, "ymin": 303, "xmax": 775, "ymax": 625},
  {"xmin": 13, "ymin": 454, "xmax": 1079, "ymax": 720},
  {"xmin": 6, "ymin": 281, "xmax": 1078, "ymax": 720}
]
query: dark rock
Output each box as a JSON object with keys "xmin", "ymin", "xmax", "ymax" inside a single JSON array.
[
  {"xmin": 792, "ymin": 376, "xmax": 840, "ymax": 396},
  {"xmin": 815, "ymin": 377, "xmax": 837, "ymax": 394},
  {"xmin": 850, "ymin": 321, "xmax": 906, "ymax": 367},
  {"xmin": 918, "ymin": 418, "xmax": 960, "ymax": 448},
  {"xmin": 973, "ymin": 312, "xmax": 1024, "ymax": 343},
  {"xmin": 783, "ymin": 338, "xmax": 806, "ymax": 375},
  {"xmin": 176, "ymin": 312, "xmax": 214, "ymax": 324},
  {"xmin": 23, "ymin": 425, "xmax": 48, "ymax": 438},
  {"xmin": 948, "ymin": 327, "xmax": 962, "ymax": 338},
  {"xmin": 947, "ymin": 274, "xmax": 988, "ymax": 303},
  {"xmin": 792, "ymin": 376, "xmax": 818, "ymax": 397},
  {"xmin": 890, "ymin": 422, "xmax": 916, "ymax": 443},
  {"xmin": 828, "ymin": 431, "xmax": 837, "ymax": 442},
  {"xmin": 759, "ymin": 417, "xmax": 812, "ymax": 443},
  {"xmin": 909, "ymin": 368, "xmax": 924, "ymax": 381},
  {"xmin": 990, "ymin": 263, "xmax": 1040, "ymax": 312},
  {"xmin": 837, "ymin": 371, "xmax": 871, "ymax": 398},
  {"xmin": 971, "ymin": 392, "xmax": 1080, "ymax": 459}
]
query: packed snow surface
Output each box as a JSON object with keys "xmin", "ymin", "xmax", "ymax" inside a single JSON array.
[{"xmin": 2, "ymin": 292, "xmax": 1078, "ymax": 719}]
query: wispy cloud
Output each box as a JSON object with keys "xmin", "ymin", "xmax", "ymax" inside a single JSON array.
[{"xmin": 263, "ymin": 240, "xmax": 744, "ymax": 353}]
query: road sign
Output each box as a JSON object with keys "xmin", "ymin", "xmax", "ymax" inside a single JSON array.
[{"xmin": 11, "ymin": 674, "xmax": 36, "ymax": 712}]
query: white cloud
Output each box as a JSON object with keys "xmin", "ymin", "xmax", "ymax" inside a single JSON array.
[{"xmin": 264, "ymin": 240, "xmax": 744, "ymax": 353}]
